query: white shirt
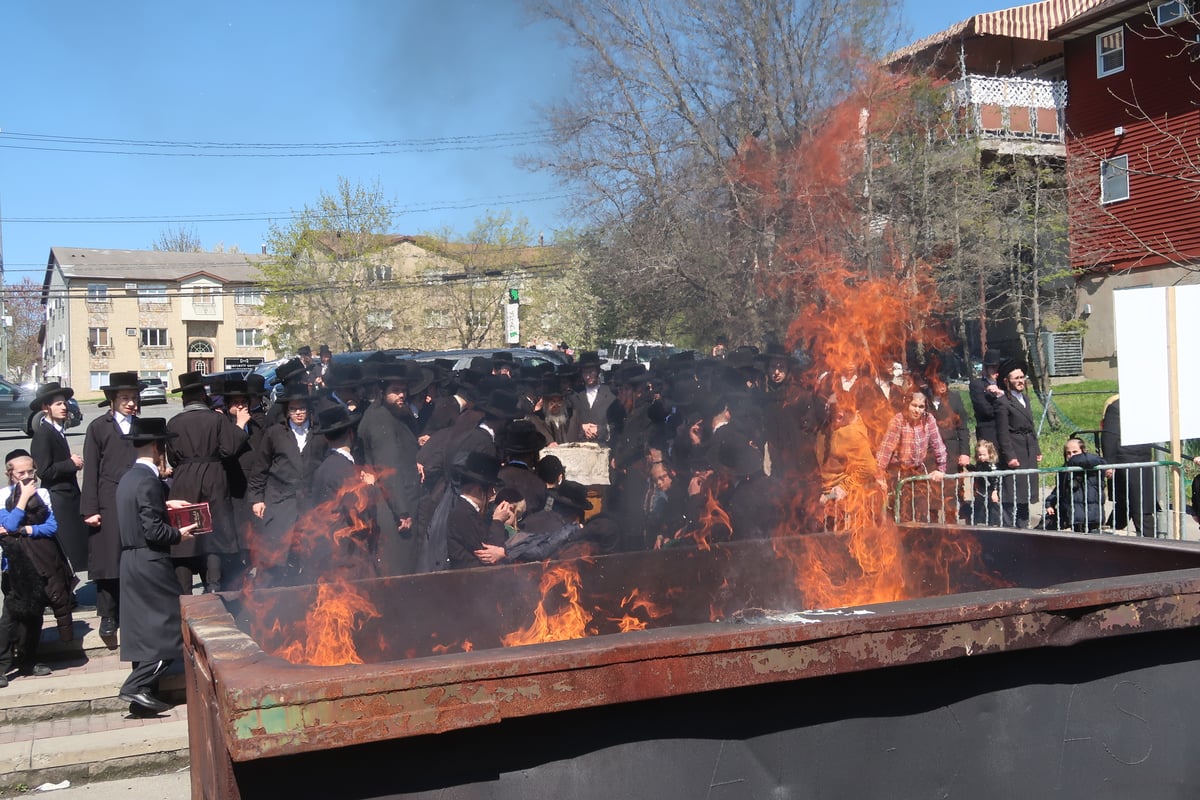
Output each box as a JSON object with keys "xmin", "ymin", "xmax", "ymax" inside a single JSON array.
[
  {"xmin": 289, "ymin": 420, "xmax": 310, "ymax": 450},
  {"xmin": 113, "ymin": 411, "xmax": 132, "ymax": 436},
  {"xmin": 585, "ymin": 386, "xmax": 599, "ymax": 408},
  {"xmin": 135, "ymin": 457, "xmax": 160, "ymax": 478},
  {"xmin": 333, "ymin": 447, "xmax": 354, "ymax": 464}
]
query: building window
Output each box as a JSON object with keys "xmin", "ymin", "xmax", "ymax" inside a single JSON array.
[
  {"xmin": 87, "ymin": 284, "xmax": 108, "ymax": 301},
  {"xmin": 236, "ymin": 328, "xmax": 264, "ymax": 347},
  {"xmin": 88, "ymin": 327, "xmax": 110, "ymax": 348},
  {"xmin": 1097, "ymin": 27, "xmax": 1124, "ymax": 77},
  {"xmin": 193, "ymin": 286, "xmax": 216, "ymax": 305},
  {"xmin": 90, "ymin": 372, "xmax": 110, "ymax": 391},
  {"xmin": 1101, "ymin": 155, "xmax": 1130, "ymax": 203},
  {"xmin": 141, "ymin": 369, "xmax": 171, "ymax": 382},
  {"xmin": 366, "ymin": 311, "xmax": 394, "ymax": 330},
  {"xmin": 140, "ymin": 328, "xmax": 169, "ymax": 347},
  {"xmin": 425, "ymin": 309, "xmax": 449, "ymax": 329},
  {"xmin": 138, "ymin": 284, "xmax": 168, "ymax": 300},
  {"xmin": 369, "ymin": 264, "xmax": 394, "ymax": 282},
  {"xmin": 1155, "ymin": 1, "xmax": 1190, "ymax": 25},
  {"xmin": 234, "ymin": 287, "xmax": 263, "ymax": 305}
]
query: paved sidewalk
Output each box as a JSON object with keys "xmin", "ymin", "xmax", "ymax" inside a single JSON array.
[{"xmin": 2, "ymin": 770, "xmax": 189, "ymax": 799}]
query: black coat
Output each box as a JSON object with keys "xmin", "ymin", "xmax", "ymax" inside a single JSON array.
[
  {"xmin": 446, "ymin": 495, "xmax": 505, "ymax": 569},
  {"xmin": 930, "ymin": 391, "xmax": 971, "ymax": 472},
  {"xmin": 166, "ymin": 405, "xmax": 248, "ymax": 556},
  {"xmin": 80, "ymin": 413, "xmax": 137, "ymax": 579},
  {"xmin": 116, "ymin": 462, "xmax": 184, "ymax": 662},
  {"xmin": 307, "ymin": 450, "xmax": 380, "ymax": 580},
  {"xmin": 566, "ymin": 386, "xmax": 617, "ymax": 443},
  {"xmin": 31, "ymin": 419, "xmax": 86, "ymax": 570},
  {"xmin": 246, "ymin": 422, "xmax": 323, "ymax": 570},
  {"xmin": 358, "ymin": 402, "xmax": 421, "ymax": 575},
  {"xmin": 969, "ymin": 377, "xmax": 1002, "ymax": 446},
  {"xmin": 995, "ymin": 392, "xmax": 1041, "ymax": 503},
  {"xmin": 1044, "ymin": 452, "xmax": 1106, "ymax": 530}
]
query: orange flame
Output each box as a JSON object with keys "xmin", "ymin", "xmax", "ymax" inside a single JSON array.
[
  {"xmin": 609, "ymin": 588, "xmax": 671, "ymax": 632},
  {"xmin": 270, "ymin": 579, "xmax": 380, "ymax": 666},
  {"xmin": 501, "ymin": 563, "xmax": 594, "ymax": 647}
]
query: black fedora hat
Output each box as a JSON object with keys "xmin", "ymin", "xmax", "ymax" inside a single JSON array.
[
  {"xmin": 297, "ymin": 345, "xmax": 312, "ymax": 357},
  {"xmin": 378, "ymin": 361, "xmax": 434, "ymax": 396},
  {"xmin": 551, "ymin": 480, "xmax": 593, "ymax": 514},
  {"xmin": 246, "ymin": 373, "xmax": 267, "ymax": 398},
  {"xmin": 272, "ymin": 357, "xmax": 307, "ymax": 386},
  {"xmin": 478, "ymin": 389, "xmax": 523, "ymax": 421},
  {"xmin": 276, "ymin": 380, "xmax": 311, "ymax": 403},
  {"xmin": 220, "ymin": 378, "xmax": 251, "ymax": 398},
  {"xmin": 314, "ymin": 404, "xmax": 362, "ymax": 437},
  {"xmin": 718, "ymin": 436, "xmax": 765, "ymax": 478},
  {"xmin": 100, "ymin": 371, "xmax": 145, "ymax": 394},
  {"xmin": 319, "ymin": 343, "xmax": 332, "ymax": 356},
  {"xmin": 503, "ymin": 419, "xmax": 547, "ymax": 455},
  {"xmin": 121, "ymin": 416, "xmax": 179, "ymax": 445},
  {"xmin": 326, "ymin": 363, "xmax": 365, "ymax": 390},
  {"xmin": 998, "ymin": 358, "xmax": 1027, "ymax": 382},
  {"xmin": 983, "ymin": 349, "xmax": 1003, "ymax": 367},
  {"xmin": 171, "ymin": 371, "xmax": 206, "ymax": 394},
  {"xmin": 452, "ymin": 451, "xmax": 504, "ymax": 487},
  {"xmin": 576, "ymin": 351, "xmax": 606, "ymax": 369},
  {"xmin": 30, "ymin": 382, "xmax": 75, "ymax": 411}
]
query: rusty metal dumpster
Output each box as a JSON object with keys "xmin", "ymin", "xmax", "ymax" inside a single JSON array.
[{"xmin": 183, "ymin": 528, "xmax": 1200, "ymax": 799}]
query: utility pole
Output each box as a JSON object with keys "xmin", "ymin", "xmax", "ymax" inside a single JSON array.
[{"xmin": 0, "ymin": 200, "xmax": 7, "ymax": 380}]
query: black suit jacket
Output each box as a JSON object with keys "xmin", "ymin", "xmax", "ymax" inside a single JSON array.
[
  {"xmin": 567, "ymin": 386, "xmax": 617, "ymax": 443},
  {"xmin": 80, "ymin": 413, "xmax": 137, "ymax": 578}
]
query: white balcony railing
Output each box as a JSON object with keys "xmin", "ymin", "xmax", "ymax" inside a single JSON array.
[{"xmin": 950, "ymin": 75, "xmax": 1068, "ymax": 143}]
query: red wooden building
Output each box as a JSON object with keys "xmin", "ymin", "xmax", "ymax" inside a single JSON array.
[{"xmin": 1051, "ymin": 1, "xmax": 1200, "ymax": 377}]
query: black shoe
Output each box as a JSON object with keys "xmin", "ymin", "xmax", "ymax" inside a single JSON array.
[
  {"xmin": 118, "ymin": 691, "xmax": 170, "ymax": 714},
  {"xmin": 99, "ymin": 617, "xmax": 117, "ymax": 637},
  {"xmin": 18, "ymin": 664, "xmax": 51, "ymax": 677},
  {"xmin": 0, "ymin": 675, "xmax": 8, "ymax": 689}
]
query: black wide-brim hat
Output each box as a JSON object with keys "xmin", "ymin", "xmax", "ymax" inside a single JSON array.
[
  {"xmin": 171, "ymin": 371, "xmax": 206, "ymax": 394},
  {"xmin": 246, "ymin": 374, "xmax": 267, "ymax": 397},
  {"xmin": 326, "ymin": 364, "xmax": 365, "ymax": 390},
  {"xmin": 503, "ymin": 419, "xmax": 548, "ymax": 455},
  {"xmin": 983, "ymin": 349, "xmax": 1003, "ymax": 367},
  {"xmin": 272, "ymin": 358, "xmax": 307, "ymax": 386},
  {"xmin": 314, "ymin": 404, "xmax": 362, "ymax": 437},
  {"xmin": 552, "ymin": 480, "xmax": 593, "ymax": 513},
  {"xmin": 478, "ymin": 389, "xmax": 523, "ymax": 421},
  {"xmin": 30, "ymin": 382, "xmax": 74, "ymax": 411},
  {"xmin": 276, "ymin": 380, "xmax": 312, "ymax": 403},
  {"xmin": 452, "ymin": 451, "xmax": 505, "ymax": 487},
  {"xmin": 100, "ymin": 371, "xmax": 146, "ymax": 395},
  {"xmin": 121, "ymin": 416, "xmax": 179, "ymax": 445},
  {"xmin": 376, "ymin": 361, "xmax": 434, "ymax": 397},
  {"xmin": 576, "ymin": 351, "xmax": 606, "ymax": 369},
  {"xmin": 998, "ymin": 358, "xmax": 1027, "ymax": 382},
  {"xmin": 220, "ymin": 379, "xmax": 251, "ymax": 398}
]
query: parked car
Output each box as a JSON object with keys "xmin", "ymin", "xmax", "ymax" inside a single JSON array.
[
  {"xmin": 604, "ymin": 339, "xmax": 681, "ymax": 371},
  {"xmin": 139, "ymin": 377, "xmax": 168, "ymax": 406},
  {"xmin": 405, "ymin": 347, "xmax": 570, "ymax": 372},
  {"xmin": 4, "ymin": 379, "xmax": 84, "ymax": 436}
]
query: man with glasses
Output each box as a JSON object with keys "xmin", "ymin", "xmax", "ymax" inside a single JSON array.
[{"xmin": 994, "ymin": 360, "xmax": 1042, "ymax": 528}]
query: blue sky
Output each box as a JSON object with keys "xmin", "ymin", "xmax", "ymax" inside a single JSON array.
[{"xmin": 0, "ymin": 0, "xmax": 1002, "ymax": 285}]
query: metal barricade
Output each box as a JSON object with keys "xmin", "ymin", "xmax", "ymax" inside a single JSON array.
[{"xmin": 892, "ymin": 461, "xmax": 1186, "ymax": 539}]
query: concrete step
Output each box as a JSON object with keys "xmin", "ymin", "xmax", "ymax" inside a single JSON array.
[
  {"xmin": 37, "ymin": 610, "xmax": 120, "ymax": 662},
  {"xmin": 0, "ymin": 663, "xmax": 185, "ymax": 723},
  {"xmin": 0, "ymin": 714, "xmax": 189, "ymax": 795}
]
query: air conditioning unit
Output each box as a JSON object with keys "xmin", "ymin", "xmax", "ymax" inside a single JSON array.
[
  {"xmin": 1156, "ymin": 0, "xmax": 1188, "ymax": 25},
  {"xmin": 125, "ymin": 282, "xmax": 138, "ymax": 291},
  {"xmin": 1041, "ymin": 331, "xmax": 1084, "ymax": 377}
]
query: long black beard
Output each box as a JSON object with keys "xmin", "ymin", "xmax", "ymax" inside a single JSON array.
[{"xmin": 545, "ymin": 410, "xmax": 569, "ymax": 440}]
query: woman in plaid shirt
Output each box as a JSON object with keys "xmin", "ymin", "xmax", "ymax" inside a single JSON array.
[{"xmin": 875, "ymin": 391, "xmax": 947, "ymax": 523}]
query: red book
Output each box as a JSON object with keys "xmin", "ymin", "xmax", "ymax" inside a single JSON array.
[{"xmin": 168, "ymin": 502, "xmax": 213, "ymax": 534}]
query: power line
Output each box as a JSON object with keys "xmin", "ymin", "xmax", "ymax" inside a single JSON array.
[
  {"xmin": 0, "ymin": 192, "xmax": 568, "ymax": 226},
  {"xmin": 0, "ymin": 128, "xmax": 554, "ymax": 158}
]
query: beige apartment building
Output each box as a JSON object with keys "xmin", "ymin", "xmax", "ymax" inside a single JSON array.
[{"xmin": 41, "ymin": 247, "xmax": 277, "ymax": 400}]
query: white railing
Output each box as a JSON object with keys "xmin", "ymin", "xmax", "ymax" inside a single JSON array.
[
  {"xmin": 950, "ymin": 75, "xmax": 1068, "ymax": 143},
  {"xmin": 891, "ymin": 461, "xmax": 1185, "ymax": 539}
]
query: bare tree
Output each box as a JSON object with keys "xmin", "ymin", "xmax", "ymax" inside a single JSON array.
[
  {"xmin": 152, "ymin": 224, "xmax": 203, "ymax": 252},
  {"xmin": 3, "ymin": 277, "xmax": 45, "ymax": 382},
  {"xmin": 526, "ymin": 0, "xmax": 904, "ymax": 344}
]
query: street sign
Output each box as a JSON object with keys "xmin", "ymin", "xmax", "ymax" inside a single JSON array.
[
  {"xmin": 505, "ymin": 302, "xmax": 520, "ymax": 345},
  {"xmin": 224, "ymin": 357, "xmax": 265, "ymax": 371}
]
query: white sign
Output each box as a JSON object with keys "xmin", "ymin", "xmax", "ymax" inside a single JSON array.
[
  {"xmin": 1113, "ymin": 285, "xmax": 1200, "ymax": 444},
  {"xmin": 505, "ymin": 302, "xmax": 520, "ymax": 345}
]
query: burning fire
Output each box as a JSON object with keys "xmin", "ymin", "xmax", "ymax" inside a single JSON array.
[
  {"xmin": 271, "ymin": 579, "xmax": 380, "ymax": 666},
  {"xmin": 501, "ymin": 563, "xmax": 595, "ymax": 647}
]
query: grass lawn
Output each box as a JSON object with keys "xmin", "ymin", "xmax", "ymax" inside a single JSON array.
[{"xmin": 953, "ymin": 378, "xmax": 1121, "ymax": 465}]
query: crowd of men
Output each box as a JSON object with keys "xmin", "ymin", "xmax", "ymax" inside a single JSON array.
[{"xmin": 0, "ymin": 340, "xmax": 1162, "ymax": 709}]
